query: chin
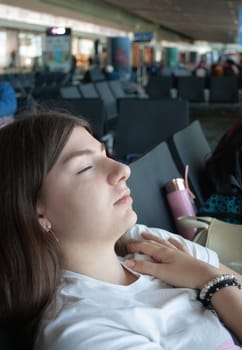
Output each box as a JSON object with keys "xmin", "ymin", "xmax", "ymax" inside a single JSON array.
[
  {"xmin": 116, "ymin": 207, "xmax": 137, "ymax": 235},
  {"xmin": 125, "ymin": 209, "xmax": 137, "ymax": 230},
  {"xmin": 115, "ymin": 212, "xmax": 137, "ymax": 256},
  {"xmin": 116, "ymin": 214, "xmax": 137, "ymax": 239}
]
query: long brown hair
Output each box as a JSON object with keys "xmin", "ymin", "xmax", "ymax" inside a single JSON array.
[{"xmin": 0, "ymin": 111, "xmax": 90, "ymax": 346}]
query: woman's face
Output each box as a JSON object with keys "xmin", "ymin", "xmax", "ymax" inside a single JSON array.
[{"xmin": 38, "ymin": 126, "xmax": 137, "ymax": 246}]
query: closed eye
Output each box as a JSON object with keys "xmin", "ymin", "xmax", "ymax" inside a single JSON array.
[{"xmin": 77, "ymin": 166, "xmax": 93, "ymax": 174}]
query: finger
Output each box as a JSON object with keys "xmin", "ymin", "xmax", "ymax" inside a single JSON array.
[
  {"xmin": 141, "ymin": 232, "xmax": 188, "ymax": 255},
  {"xmin": 126, "ymin": 237, "xmax": 162, "ymax": 253},
  {"xmin": 127, "ymin": 241, "xmax": 169, "ymax": 262},
  {"xmin": 124, "ymin": 259, "xmax": 164, "ymax": 279},
  {"xmin": 141, "ymin": 232, "xmax": 165, "ymax": 244},
  {"xmin": 141, "ymin": 232, "xmax": 175, "ymax": 248},
  {"xmin": 168, "ymin": 238, "xmax": 191, "ymax": 255}
]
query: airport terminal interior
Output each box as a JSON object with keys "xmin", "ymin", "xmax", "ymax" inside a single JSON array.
[
  {"xmin": 0, "ymin": 0, "xmax": 242, "ymax": 172},
  {"xmin": 2, "ymin": 2, "xmax": 242, "ymax": 349},
  {"xmin": 1, "ymin": 0, "xmax": 242, "ymax": 153}
]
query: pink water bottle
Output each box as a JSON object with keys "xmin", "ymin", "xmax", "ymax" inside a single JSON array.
[{"xmin": 164, "ymin": 178, "xmax": 196, "ymax": 240}]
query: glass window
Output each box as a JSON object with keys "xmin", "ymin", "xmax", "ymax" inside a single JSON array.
[
  {"xmin": 18, "ymin": 32, "xmax": 42, "ymax": 68},
  {"xmin": 0, "ymin": 31, "xmax": 7, "ymax": 68}
]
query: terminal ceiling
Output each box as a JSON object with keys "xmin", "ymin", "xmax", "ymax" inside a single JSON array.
[{"xmin": 103, "ymin": 0, "xmax": 242, "ymax": 44}]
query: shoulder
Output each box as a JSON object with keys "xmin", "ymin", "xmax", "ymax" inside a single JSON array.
[
  {"xmin": 126, "ymin": 224, "xmax": 219, "ymax": 266},
  {"xmin": 126, "ymin": 223, "xmax": 175, "ymax": 240}
]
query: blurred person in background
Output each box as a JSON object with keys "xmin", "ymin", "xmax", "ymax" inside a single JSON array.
[{"xmin": 0, "ymin": 82, "xmax": 17, "ymax": 127}]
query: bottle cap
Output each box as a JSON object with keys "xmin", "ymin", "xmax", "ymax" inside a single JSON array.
[{"xmin": 164, "ymin": 178, "xmax": 186, "ymax": 193}]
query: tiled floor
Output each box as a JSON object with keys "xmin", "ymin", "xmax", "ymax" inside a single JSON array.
[{"xmin": 190, "ymin": 105, "xmax": 242, "ymax": 150}]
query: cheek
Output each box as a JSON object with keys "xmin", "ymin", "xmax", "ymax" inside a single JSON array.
[{"xmin": 47, "ymin": 184, "xmax": 106, "ymax": 230}]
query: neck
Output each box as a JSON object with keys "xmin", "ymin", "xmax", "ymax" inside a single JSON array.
[{"xmin": 62, "ymin": 241, "xmax": 137, "ymax": 285}]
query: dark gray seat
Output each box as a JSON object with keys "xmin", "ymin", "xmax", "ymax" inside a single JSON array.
[
  {"xmin": 146, "ymin": 76, "xmax": 173, "ymax": 99},
  {"xmin": 79, "ymin": 83, "xmax": 99, "ymax": 98},
  {"xmin": 108, "ymin": 80, "xmax": 127, "ymax": 99},
  {"xmin": 169, "ymin": 120, "xmax": 212, "ymax": 207},
  {"xmin": 209, "ymin": 76, "xmax": 239, "ymax": 103},
  {"xmin": 95, "ymin": 81, "xmax": 118, "ymax": 121},
  {"xmin": 89, "ymin": 66, "xmax": 106, "ymax": 82},
  {"xmin": 60, "ymin": 86, "xmax": 82, "ymax": 99},
  {"xmin": 37, "ymin": 97, "xmax": 105, "ymax": 139},
  {"xmin": 114, "ymin": 98, "xmax": 189, "ymax": 161},
  {"xmin": 177, "ymin": 76, "xmax": 206, "ymax": 102},
  {"xmin": 127, "ymin": 141, "xmax": 181, "ymax": 231}
]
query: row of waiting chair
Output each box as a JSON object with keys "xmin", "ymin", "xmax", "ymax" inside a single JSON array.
[
  {"xmin": 3, "ymin": 71, "xmax": 241, "ymax": 108},
  {"xmin": 31, "ymin": 80, "xmax": 147, "ymax": 126},
  {"xmin": 0, "ymin": 71, "xmax": 67, "ymax": 95},
  {"xmin": 17, "ymin": 96, "xmax": 190, "ymax": 162},
  {"xmin": 127, "ymin": 120, "xmax": 212, "ymax": 232},
  {"xmin": 146, "ymin": 75, "xmax": 240, "ymax": 103}
]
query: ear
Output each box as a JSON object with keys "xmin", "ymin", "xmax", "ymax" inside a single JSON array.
[
  {"xmin": 38, "ymin": 216, "xmax": 52, "ymax": 232},
  {"xmin": 36, "ymin": 200, "xmax": 51, "ymax": 232}
]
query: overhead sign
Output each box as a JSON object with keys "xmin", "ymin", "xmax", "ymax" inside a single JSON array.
[
  {"xmin": 133, "ymin": 32, "xmax": 153, "ymax": 42},
  {"xmin": 46, "ymin": 27, "xmax": 71, "ymax": 72}
]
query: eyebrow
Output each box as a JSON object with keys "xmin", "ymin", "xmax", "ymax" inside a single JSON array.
[{"xmin": 62, "ymin": 143, "xmax": 105, "ymax": 164}]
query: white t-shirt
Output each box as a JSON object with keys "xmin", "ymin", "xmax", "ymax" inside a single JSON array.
[{"xmin": 34, "ymin": 224, "xmax": 237, "ymax": 350}]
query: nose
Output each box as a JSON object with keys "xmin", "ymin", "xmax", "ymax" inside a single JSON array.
[{"xmin": 107, "ymin": 159, "xmax": 131, "ymax": 185}]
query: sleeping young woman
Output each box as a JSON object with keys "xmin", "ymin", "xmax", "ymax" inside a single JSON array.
[{"xmin": 0, "ymin": 110, "xmax": 241, "ymax": 350}]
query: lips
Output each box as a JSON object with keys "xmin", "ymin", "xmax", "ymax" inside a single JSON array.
[{"xmin": 114, "ymin": 190, "xmax": 132, "ymax": 205}]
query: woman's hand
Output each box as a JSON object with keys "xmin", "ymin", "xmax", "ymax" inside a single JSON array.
[
  {"xmin": 124, "ymin": 232, "xmax": 219, "ymax": 289},
  {"xmin": 125, "ymin": 232, "xmax": 242, "ymax": 343}
]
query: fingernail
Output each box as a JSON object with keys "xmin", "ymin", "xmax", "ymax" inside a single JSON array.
[{"xmin": 124, "ymin": 259, "xmax": 135, "ymax": 268}]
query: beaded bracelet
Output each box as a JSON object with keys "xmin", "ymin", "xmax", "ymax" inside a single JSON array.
[{"xmin": 198, "ymin": 274, "xmax": 242, "ymax": 309}]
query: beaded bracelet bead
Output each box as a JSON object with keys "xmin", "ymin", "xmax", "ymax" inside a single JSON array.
[{"xmin": 198, "ymin": 274, "xmax": 242, "ymax": 309}]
